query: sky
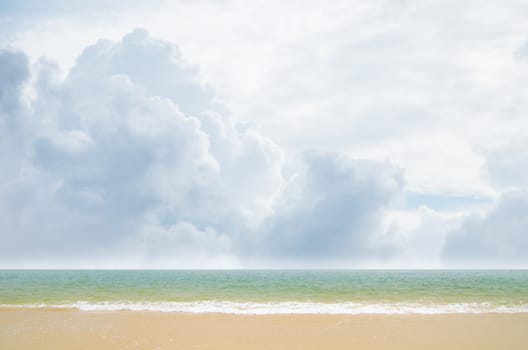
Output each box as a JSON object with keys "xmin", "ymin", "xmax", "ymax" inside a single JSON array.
[{"xmin": 0, "ymin": 0, "xmax": 527, "ymax": 268}]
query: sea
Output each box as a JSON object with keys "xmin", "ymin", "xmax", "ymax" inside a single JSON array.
[{"xmin": 1, "ymin": 270, "xmax": 527, "ymax": 314}]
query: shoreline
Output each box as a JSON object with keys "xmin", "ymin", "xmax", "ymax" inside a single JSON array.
[
  {"xmin": 2, "ymin": 309, "xmax": 528, "ymax": 349},
  {"xmin": 2, "ymin": 305, "xmax": 528, "ymax": 315}
]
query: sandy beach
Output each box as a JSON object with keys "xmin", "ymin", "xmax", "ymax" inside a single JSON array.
[{"xmin": 1, "ymin": 309, "xmax": 527, "ymax": 350}]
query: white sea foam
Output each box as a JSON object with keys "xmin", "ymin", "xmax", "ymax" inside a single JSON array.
[{"xmin": 2, "ymin": 301, "xmax": 528, "ymax": 314}]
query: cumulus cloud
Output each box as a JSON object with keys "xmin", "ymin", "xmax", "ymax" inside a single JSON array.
[
  {"xmin": 0, "ymin": 31, "xmax": 283, "ymax": 267},
  {"xmin": 0, "ymin": 30, "xmax": 407, "ymax": 268},
  {"xmin": 252, "ymin": 151, "xmax": 404, "ymax": 266},
  {"xmin": 69, "ymin": 29, "xmax": 219, "ymax": 116},
  {"xmin": 2, "ymin": 24, "xmax": 527, "ymax": 268},
  {"xmin": 443, "ymin": 191, "xmax": 528, "ymax": 267},
  {"xmin": 440, "ymin": 136, "xmax": 528, "ymax": 267},
  {"xmin": 0, "ymin": 50, "xmax": 28, "ymax": 117},
  {"xmin": 0, "ymin": 50, "xmax": 31, "ymax": 176},
  {"xmin": 130, "ymin": 219, "xmax": 240, "ymax": 269}
]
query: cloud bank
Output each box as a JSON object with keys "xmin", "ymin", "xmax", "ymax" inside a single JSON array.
[
  {"xmin": 1, "ymin": 26, "xmax": 527, "ymax": 268},
  {"xmin": 0, "ymin": 30, "xmax": 406, "ymax": 268}
]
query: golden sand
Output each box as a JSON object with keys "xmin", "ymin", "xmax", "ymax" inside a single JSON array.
[{"xmin": 1, "ymin": 309, "xmax": 527, "ymax": 349}]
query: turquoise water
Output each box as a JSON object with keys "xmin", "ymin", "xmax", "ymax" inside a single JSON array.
[{"xmin": 1, "ymin": 270, "xmax": 527, "ymax": 314}]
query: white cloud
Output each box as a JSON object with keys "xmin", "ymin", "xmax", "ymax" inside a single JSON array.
[
  {"xmin": 0, "ymin": 50, "xmax": 29, "ymax": 116},
  {"xmin": 131, "ymin": 219, "xmax": 240, "ymax": 269},
  {"xmin": 0, "ymin": 30, "xmax": 414, "ymax": 268},
  {"xmin": 439, "ymin": 136, "xmax": 528, "ymax": 267},
  {"xmin": 382, "ymin": 206, "xmax": 469, "ymax": 268},
  {"xmin": 249, "ymin": 151, "xmax": 404, "ymax": 267},
  {"xmin": 7, "ymin": 2, "xmax": 528, "ymax": 200},
  {"xmin": 483, "ymin": 137, "xmax": 528, "ymax": 190},
  {"xmin": 0, "ymin": 31, "xmax": 285, "ymax": 267},
  {"xmin": 2, "ymin": 1, "xmax": 528, "ymax": 267},
  {"xmin": 443, "ymin": 191, "xmax": 528, "ymax": 267}
]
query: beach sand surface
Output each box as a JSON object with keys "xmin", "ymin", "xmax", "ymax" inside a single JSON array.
[{"xmin": 1, "ymin": 309, "xmax": 527, "ymax": 349}]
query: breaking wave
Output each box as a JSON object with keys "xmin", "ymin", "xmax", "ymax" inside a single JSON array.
[{"xmin": 2, "ymin": 301, "xmax": 528, "ymax": 314}]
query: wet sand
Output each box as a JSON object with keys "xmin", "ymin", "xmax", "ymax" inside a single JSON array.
[{"xmin": 1, "ymin": 309, "xmax": 527, "ymax": 349}]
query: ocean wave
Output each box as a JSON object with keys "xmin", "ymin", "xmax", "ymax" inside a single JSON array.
[{"xmin": 2, "ymin": 301, "xmax": 528, "ymax": 314}]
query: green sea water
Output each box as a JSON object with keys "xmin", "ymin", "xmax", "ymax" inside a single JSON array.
[{"xmin": 1, "ymin": 270, "xmax": 527, "ymax": 314}]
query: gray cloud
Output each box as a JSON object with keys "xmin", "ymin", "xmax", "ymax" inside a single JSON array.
[
  {"xmin": 0, "ymin": 50, "xmax": 28, "ymax": 124},
  {"xmin": 443, "ymin": 191, "xmax": 528, "ymax": 266},
  {"xmin": 0, "ymin": 30, "xmax": 407, "ymax": 268},
  {"xmin": 2, "ymin": 24, "xmax": 526, "ymax": 268},
  {"xmin": 252, "ymin": 151, "xmax": 404, "ymax": 265},
  {"xmin": 0, "ymin": 29, "xmax": 398, "ymax": 268},
  {"xmin": 442, "ymin": 137, "xmax": 528, "ymax": 267},
  {"xmin": 0, "ymin": 31, "xmax": 285, "ymax": 267}
]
